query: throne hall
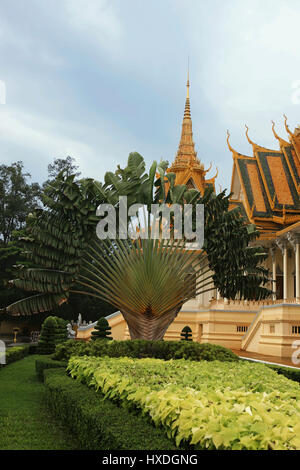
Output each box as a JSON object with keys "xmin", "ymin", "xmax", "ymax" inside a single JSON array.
[{"xmin": 78, "ymin": 76, "xmax": 300, "ymax": 361}]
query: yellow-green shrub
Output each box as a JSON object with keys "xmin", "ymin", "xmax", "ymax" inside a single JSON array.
[{"xmin": 67, "ymin": 356, "xmax": 300, "ymax": 450}]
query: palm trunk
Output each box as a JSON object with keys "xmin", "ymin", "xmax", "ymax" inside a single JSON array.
[{"xmin": 121, "ymin": 306, "xmax": 182, "ymax": 340}]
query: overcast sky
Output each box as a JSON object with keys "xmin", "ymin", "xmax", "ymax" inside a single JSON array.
[{"xmin": 1, "ymin": 0, "xmax": 300, "ymax": 193}]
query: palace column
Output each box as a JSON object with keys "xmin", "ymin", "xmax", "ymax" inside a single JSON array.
[
  {"xmin": 276, "ymin": 238, "xmax": 288, "ymax": 300},
  {"xmin": 283, "ymin": 243, "xmax": 288, "ymax": 300},
  {"xmin": 270, "ymin": 245, "xmax": 277, "ymax": 301},
  {"xmin": 287, "ymin": 232, "xmax": 300, "ymax": 301},
  {"xmin": 296, "ymin": 240, "xmax": 300, "ymax": 300}
]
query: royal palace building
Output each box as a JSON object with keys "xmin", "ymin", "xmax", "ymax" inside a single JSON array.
[{"xmin": 76, "ymin": 76, "xmax": 300, "ymax": 360}]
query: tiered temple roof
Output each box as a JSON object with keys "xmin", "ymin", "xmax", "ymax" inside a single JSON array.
[
  {"xmin": 167, "ymin": 71, "xmax": 217, "ymax": 194},
  {"xmin": 228, "ymin": 117, "xmax": 300, "ymax": 240}
]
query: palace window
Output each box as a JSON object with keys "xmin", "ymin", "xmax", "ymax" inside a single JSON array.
[
  {"xmin": 292, "ymin": 325, "xmax": 300, "ymax": 335},
  {"xmin": 269, "ymin": 324, "xmax": 275, "ymax": 334},
  {"xmin": 237, "ymin": 325, "xmax": 248, "ymax": 333}
]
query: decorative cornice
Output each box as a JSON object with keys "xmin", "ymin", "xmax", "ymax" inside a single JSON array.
[
  {"xmin": 276, "ymin": 237, "xmax": 288, "ymax": 254},
  {"xmin": 286, "ymin": 231, "xmax": 300, "ymax": 251}
]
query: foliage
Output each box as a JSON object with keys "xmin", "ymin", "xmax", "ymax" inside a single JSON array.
[
  {"xmin": 3, "ymin": 153, "xmax": 270, "ymax": 326},
  {"xmin": 35, "ymin": 356, "xmax": 67, "ymax": 381},
  {"xmin": 180, "ymin": 326, "xmax": 193, "ymax": 341},
  {"xmin": 37, "ymin": 316, "xmax": 67, "ymax": 355},
  {"xmin": 0, "ymin": 161, "xmax": 41, "ymax": 244},
  {"xmin": 0, "ymin": 345, "xmax": 31, "ymax": 367},
  {"xmin": 0, "ymin": 162, "xmax": 41, "ymax": 242},
  {"xmin": 240, "ymin": 359, "xmax": 300, "ymax": 385},
  {"xmin": 46, "ymin": 156, "xmax": 81, "ymax": 182},
  {"xmin": 197, "ymin": 188, "xmax": 270, "ymax": 300},
  {"xmin": 68, "ymin": 356, "xmax": 300, "ymax": 450},
  {"xmin": 44, "ymin": 368, "xmax": 179, "ymax": 450},
  {"xmin": 0, "ymin": 355, "xmax": 79, "ymax": 450},
  {"xmin": 50, "ymin": 292, "xmax": 116, "ymax": 323},
  {"xmin": 254, "ymin": 361, "xmax": 300, "ymax": 384},
  {"xmin": 79, "ymin": 237, "xmax": 208, "ymax": 340},
  {"xmin": 2, "ymin": 174, "xmax": 102, "ymax": 315},
  {"xmin": 52, "ymin": 338, "xmax": 238, "ymax": 362},
  {"xmin": 91, "ymin": 317, "xmax": 112, "ymax": 341}
]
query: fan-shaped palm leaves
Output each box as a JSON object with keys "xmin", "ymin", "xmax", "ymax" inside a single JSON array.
[{"xmin": 75, "ymin": 237, "xmax": 208, "ymax": 340}]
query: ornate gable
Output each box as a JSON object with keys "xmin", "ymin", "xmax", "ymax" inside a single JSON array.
[{"xmin": 228, "ymin": 119, "xmax": 300, "ymax": 239}]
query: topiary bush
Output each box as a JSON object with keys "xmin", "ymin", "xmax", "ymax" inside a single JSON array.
[
  {"xmin": 91, "ymin": 317, "xmax": 112, "ymax": 341},
  {"xmin": 52, "ymin": 338, "xmax": 239, "ymax": 363},
  {"xmin": 56, "ymin": 317, "xmax": 68, "ymax": 343},
  {"xmin": 180, "ymin": 326, "xmax": 193, "ymax": 341},
  {"xmin": 38, "ymin": 316, "xmax": 67, "ymax": 355}
]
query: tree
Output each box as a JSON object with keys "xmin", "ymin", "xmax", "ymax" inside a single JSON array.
[
  {"xmin": 181, "ymin": 326, "xmax": 193, "ymax": 341},
  {"xmin": 43, "ymin": 156, "xmax": 81, "ymax": 188},
  {"xmin": 2, "ymin": 154, "xmax": 271, "ymax": 341},
  {"xmin": 91, "ymin": 317, "xmax": 112, "ymax": 341},
  {"xmin": 37, "ymin": 315, "xmax": 67, "ymax": 354},
  {"xmin": 37, "ymin": 316, "xmax": 60, "ymax": 354},
  {"xmin": 56, "ymin": 317, "xmax": 68, "ymax": 343},
  {"xmin": 0, "ymin": 161, "xmax": 41, "ymax": 243}
]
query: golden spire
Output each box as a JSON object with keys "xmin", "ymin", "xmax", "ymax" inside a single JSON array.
[
  {"xmin": 167, "ymin": 63, "xmax": 217, "ymax": 195},
  {"xmin": 184, "ymin": 59, "xmax": 191, "ymax": 120},
  {"xmin": 174, "ymin": 63, "xmax": 197, "ymax": 163},
  {"xmin": 186, "ymin": 56, "xmax": 190, "ymax": 99}
]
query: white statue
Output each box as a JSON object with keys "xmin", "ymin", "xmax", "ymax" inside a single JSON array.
[
  {"xmin": 67, "ymin": 323, "xmax": 76, "ymax": 339},
  {"xmin": 77, "ymin": 313, "xmax": 82, "ymax": 326}
]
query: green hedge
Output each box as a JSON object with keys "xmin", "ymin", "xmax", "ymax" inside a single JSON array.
[
  {"xmin": 43, "ymin": 368, "xmax": 180, "ymax": 450},
  {"xmin": 266, "ymin": 364, "xmax": 300, "ymax": 384},
  {"xmin": 53, "ymin": 339, "xmax": 239, "ymax": 363},
  {"xmin": 240, "ymin": 358, "xmax": 300, "ymax": 384},
  {"xmin": 35, "ymin": 356, "xmax": 67, "ymax": 381},
  {"xmin": 0, "ymin": 345, "xmax": 31, "ymax": 367}
]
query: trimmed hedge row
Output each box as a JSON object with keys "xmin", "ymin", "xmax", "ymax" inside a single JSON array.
[
  {"xmin": 35, "ymin": 356, "xmax": 67, "ymax": 381},
  {"xmin": 240, "ymin": 358, "xmax": 300, "ymax": 384},
  {"xmin": 53, "ymin": 339, "xmax": 239, "ymax": 363},
  {"xmin": 0, "ymin": 344, "xmax": 38, "ymax": 367},
  {"xmin": 266, "ymin": 364, "xmax": 300, "ymax": 384},
  {"xmin": 43, "ymin": 368, "xmax": 180, "ymax": 450}
]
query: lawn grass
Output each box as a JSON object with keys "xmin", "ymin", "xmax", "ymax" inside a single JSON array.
[{"xmin": 0, "ymin": 355, "xmax": 80, "ymax": 450}]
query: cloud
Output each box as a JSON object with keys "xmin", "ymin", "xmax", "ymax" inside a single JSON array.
[
  {"xmin": 0, "ymin": 0, "xmax": 300, "ymax": 195},
  {"xmin": 63, "ymin": 0, "xmax": 122, "ymax": 46}
]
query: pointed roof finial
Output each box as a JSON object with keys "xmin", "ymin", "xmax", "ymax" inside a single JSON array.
[
  {"xmin": 245, "ymin": 124, "xmax": 256, "ymax": 146},
  {"xmin": 271, "ymin": 120, "xmax": 289, "ymax": 146},
  {"xmin": 284, "ymin": 114, "xmax": 293, "ymax": 137},
  {"xmin": 271, "ymin": 120, "xmax": 279, "ymax": 139},
  {"xmin": 226, "ymin": 130, "xmax": 236, "ymax": 155},
  {"xmin": 203, "ymin": 162, "xmax": 212, "ymax": 175},
  {"xmin": 186, "ymin": 56, "xmax": 190, "ymax": 99},
  {"xmin": 183, "ymin": 58, "xmax": 191, "ymax": 120}
]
